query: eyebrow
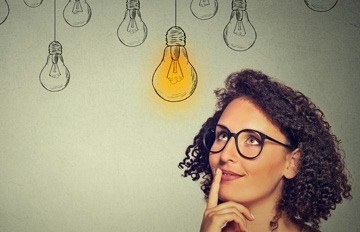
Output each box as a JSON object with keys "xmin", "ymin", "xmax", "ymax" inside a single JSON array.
[{"xmin": 216, "ymin": 123, "xmax": 260, "ymax": 134}]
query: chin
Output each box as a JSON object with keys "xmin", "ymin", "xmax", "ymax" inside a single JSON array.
[{"xmin": 219, "ymin": 186, "xmax": 252, "ymax": 204}]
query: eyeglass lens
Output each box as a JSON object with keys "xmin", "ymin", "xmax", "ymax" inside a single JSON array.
[{"xmin": 204, "ymin": 126, "xmax": 264, "ymax": 158}]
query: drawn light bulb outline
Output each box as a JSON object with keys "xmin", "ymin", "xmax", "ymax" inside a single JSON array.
[
  {"xmin": 304, "ymin": 0, "xmax": 338, "ymax": 12},
  {"xmin": 40, "ymin": 0, "xmax": 70, "ymax": 92},
  {"xmin": 190, "ymin": 0, "xmax": 218, "ymax": 20},
  {"xmin": 24, "ymin": 0, "xmax": 43, "ymax": 8},
  {"xmin": 63, "ymin": 0, "xmax": 92, "ymax": 27},
  {"xmin": 117, "ymin": 0, "xmax": 147, "ymax": 47},
  {"xmin": 223, "ymin": 0, "xmax": 257, "ymax": 51},
  {"xmin": 152, "ymin": 26, "xmax": 198, "ymax": 102},
  {"xmin": 152, "ymin": 0, "xmax": 198, "ymax": 102},
  {"xmin": 0, "ymin": 0, "xmax": 9, "ymax": 25},
  {"xmin": 40, "ymin": 41, "xmax": 70, "ymax": 92}
]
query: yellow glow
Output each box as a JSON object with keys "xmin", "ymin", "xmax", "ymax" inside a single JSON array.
[
  {"xmin": 152, "ymin": 46, "xmax": 197, "ymax": 102},
  {"xmin": 146, "ymin": 77, "xmax": 201, "ymax": 119}
]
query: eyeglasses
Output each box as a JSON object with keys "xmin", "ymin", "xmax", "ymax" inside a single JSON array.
[{"xmin": 202, "ymin": 124, "xmax": 294, "ymax": 159}]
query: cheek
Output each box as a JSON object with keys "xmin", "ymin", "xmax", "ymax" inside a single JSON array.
[{"xmin": 247, "ymin": 153, "xmax": 286, "ymax": 182}]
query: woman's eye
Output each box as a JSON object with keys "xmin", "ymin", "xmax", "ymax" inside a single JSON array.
[
  {"xmin": 217, "ymin": 132, "xmax": 229, "ymax": 141},
  {"xmin": 245, "ymin": 136, "xmax": 260, "ymax": 145}
]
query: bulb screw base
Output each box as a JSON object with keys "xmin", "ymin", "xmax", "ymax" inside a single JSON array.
[
  {"xmin": 48, "ymin": 41, "xmax": 62, "ymax": 55},
  {"xmin": 127, "ymin": 0, "xmax": 140, "ymax": 10},
  {"xmin": 166, "ymin": 26, "xmax": 186, "ymax": 46},
  {"xmin": 232, "ymin": 0, "xmax": 246, "ymax": 11}
]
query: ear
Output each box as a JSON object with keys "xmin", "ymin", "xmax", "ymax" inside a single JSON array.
[{"xmin": 283, "ymin": 148, "xmax": 301, "ymax": 179}]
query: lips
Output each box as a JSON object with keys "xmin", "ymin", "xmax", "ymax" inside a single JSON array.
[{"xmin": 221, "ymin": 169, "xmax": 244, "ymax": 181}]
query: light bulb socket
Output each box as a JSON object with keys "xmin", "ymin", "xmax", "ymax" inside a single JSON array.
[
  {"xmin": 166, "ymin": 26, "xmax": 186, "ymax": 46},
  {"xmin": 127, "ymin": 0, "xmax": 140, "ymax": 10},
  {"xmin": 232, "ymin": 0, "xmax": 246, "ymax": 11},
  {"xmin": 48, "ymin": 41, "xmax": 62, "ymax": 55}
]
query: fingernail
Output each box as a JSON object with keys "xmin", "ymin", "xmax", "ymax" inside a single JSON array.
[
  {"xmin": 251, "ymin": 213, "xmax": 255, "ymax": 220},
  {"xmin": 216, "ymin": 168, "xmax": 221, "ymax": 174}
]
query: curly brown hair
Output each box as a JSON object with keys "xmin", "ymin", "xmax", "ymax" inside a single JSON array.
[{"xmin": 178, "ymin": 69, "xmax": 352, "ymax": 231}]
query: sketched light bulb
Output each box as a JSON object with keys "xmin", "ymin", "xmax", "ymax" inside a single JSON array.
[
  {"xmin": 0, "ymin": 0, "xmax": 9, "ymax": 25},
  {"xmin": 63, "ymin": 0, "xmax": 91, "ymax": 27},
  {"xmin": 304, "ymin": 0, "xmax": 338, "ymax": 12},
  {"xmin": 223, "ymin": 0, "xmax": 256, "ymax": 51},
  {"xmin": 152, "ymin": 26, "xmax": 198, "ymax": 102},
  {"xmin": 117, "ymin": 0, "xmax": 147, "ymax": 47},
  {"xmin": 24, "ymin": 0, "xmax": 43, "ymax": 8},
  {"xmin": 40, "ymin": 41, "xmax": 70, "ymax": 92},
  {"xmin": 190, "ymin": 0, "xmax": 218, "ymax": 20}
]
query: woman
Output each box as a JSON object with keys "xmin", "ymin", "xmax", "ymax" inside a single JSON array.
[{"xmin": 178, "ymin": 69, "xmax": 352, "ymax": 232}]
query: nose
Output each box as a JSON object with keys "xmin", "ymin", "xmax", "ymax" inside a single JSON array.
[{"xmin": 219, "ymin": 136, "xmax": 239, "ymax": 163}]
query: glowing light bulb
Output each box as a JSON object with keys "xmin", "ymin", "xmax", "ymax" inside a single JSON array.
[
  {"xmin": 117, "ymin": 0, "xmax": 147, "ymax": 47},
  {"xmin": 24, "ymin": 0, "xmax": 43, "ymax": 8},
  {"xmin": 152, "ymin": 26, "xmax": 198, "ymax": 102},
  {"xmin": 0, "ymin": 0, "xmax": 9, "ymax": 25},
  {"xmin": 223, "ymin": 0, "xmax": 256, "ymax": 51},
  {"xmin": 40, "ymin": 41, "xmax": 70, "ymax": 92},
  {"xmin": 304, "ymin": 0, "xmax": 338, "ymax": 12},
  {"xmin": 190, "ymin": 0, "xmax": 218, "ymax": 20},
  {"xmin": 63, "ymin": 0, "xmax": 91, "ymax": 27}
]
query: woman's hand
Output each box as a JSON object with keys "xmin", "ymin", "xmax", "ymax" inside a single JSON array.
[{"xmin": 200, "ymin": 169, "xmax": 255, "ymax": 232}]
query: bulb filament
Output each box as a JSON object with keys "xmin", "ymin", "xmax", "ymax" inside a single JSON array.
[
  {"xmin": 234, "ymin": 21, "xmax": 246, "ymax": 36},
  {"xmin": 167, "ymin": 46, "xmax": 184, "ymax": 84},
  {"xmin": 72, "ymin": 0, "xmax": 83, "ymax": 14},
  {"xmin": 167, "ymin": 61, "xmax": 184, "ymax": 84},
  {"xmin": 49, "ymin": 55, "xmax": 61, "ymax": 78},
  {"xmin": 233, "ymin": 10, "xmax": 246, "ymax": 36},
  {"xmin": 127, "ymin": 10, "xmax": 139, "ymax": 33}
]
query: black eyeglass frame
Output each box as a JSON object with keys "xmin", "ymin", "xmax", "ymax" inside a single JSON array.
[{"xmin": 203, "ymin": 124, "xmax": 295, "ymax": 159}]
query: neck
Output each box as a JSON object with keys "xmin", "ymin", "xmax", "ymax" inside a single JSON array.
[
  {"xmin": 225, "ymin": 212, "xmax": 301, "ymax": 232},
  {"xmin": 235, "ymin": 183, "xmax": 301, "ymax": 232},
  {"xmin": 223, "ymin": 179, "xmax": 302, "ymax": 232},
  {"xmin": 245, "ymin": 194, "xmax": 280, "ymax": 231},
  {"xmin": 244, "ymin": 202, "xmax": 301, "ymax": 232}
]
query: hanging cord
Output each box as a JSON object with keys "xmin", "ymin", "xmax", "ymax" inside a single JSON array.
[
  {"xmin": 175, "ymin": 0, "xmax": 177, "ymax": 26},
  {"xmin": 54, "ymin": 0, "xmax": 56, "ymax": 41}
]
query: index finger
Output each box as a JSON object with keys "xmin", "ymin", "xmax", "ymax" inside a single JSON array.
[{"xmin": 207, "ymin": 168, "xmax": 222, "ymax": 209}]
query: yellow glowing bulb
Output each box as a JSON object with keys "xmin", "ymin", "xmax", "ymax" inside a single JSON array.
[{"xmin": 152, "ymin": 26, "xmax": 197, "ymax": 102}]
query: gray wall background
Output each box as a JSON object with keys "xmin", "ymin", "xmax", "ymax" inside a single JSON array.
[{"xmin": 0, "ymin": 0, "xmax": 359, "ymax": 231}]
